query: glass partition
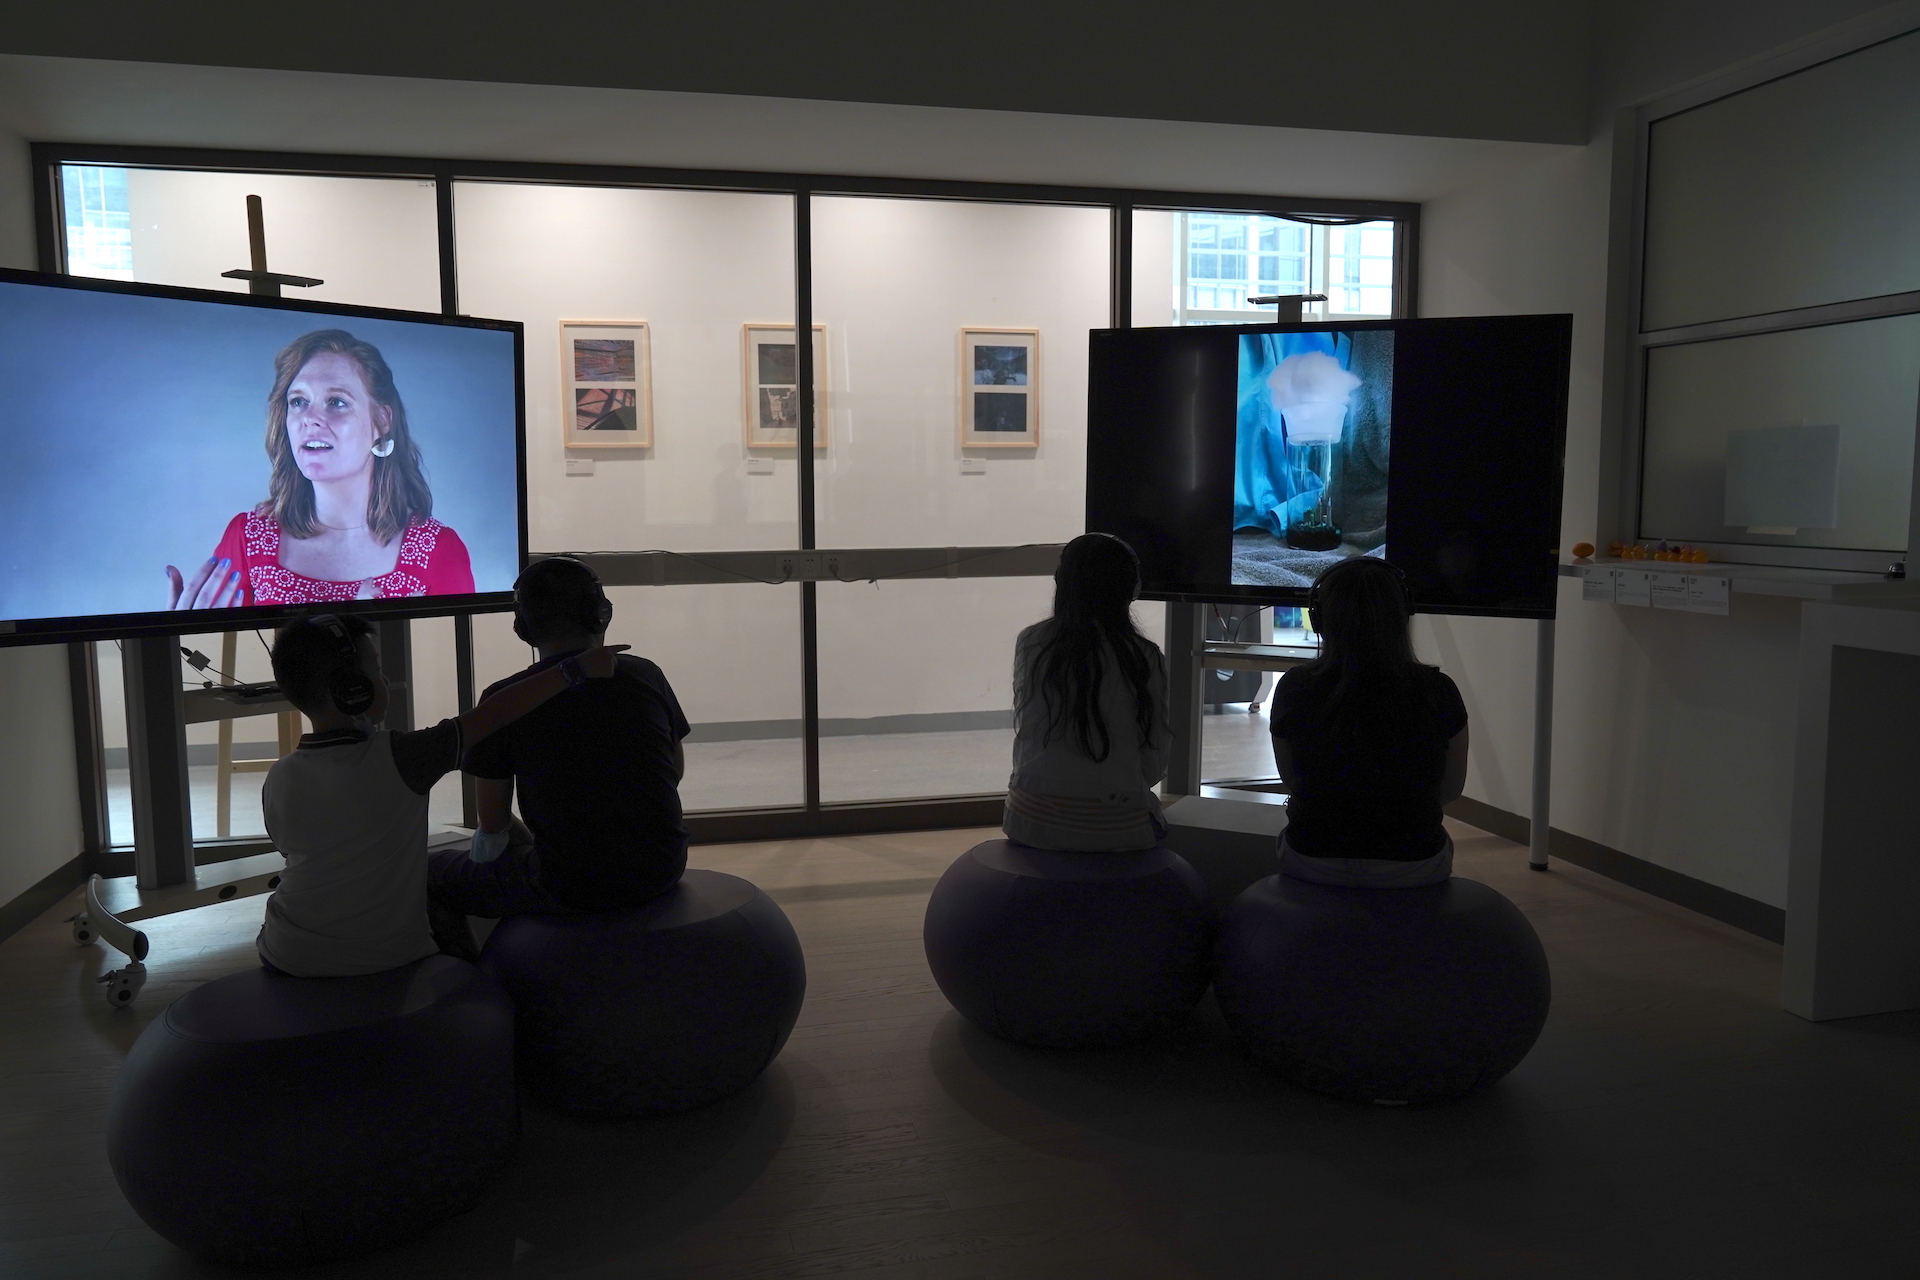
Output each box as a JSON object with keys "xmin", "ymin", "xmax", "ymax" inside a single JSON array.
[
  {"xmin": 454, "ymin": 183, "xmax": 804, "ymax": 809},
  {"xmin": 47, "ymin": 147, "xmax": 1416, "ymax": 839},
  {"xmin": 806, "ymin": 196, "xmax": 1106, "ymax": 801},
  {"xmin": 815, "ymin": 577, "xmax": 1047, "ymax": 804},
  {"xmin": 808, "ymin": 195, "xmax": 1107, "ymax": 548},
  {"xmin": 1642, "ymin": 28, "xmax": 1920, "ymax": 332},
  {"xmin": 1639, "ymin": 315, "xmax": 1920, "ymax": 553},
  {"xmin": 61, "ymin": 165, "xmax": 441, "ymax": 312},
  {"xmin": 454, "ymin": 182, "xmax": 799, "ymax": 554}
]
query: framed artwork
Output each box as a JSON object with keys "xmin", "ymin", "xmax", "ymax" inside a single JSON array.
[
  {"xmin": 742, "ymin": 323, "xmax": 828, "ymax": 449},
  {"xmin": 960, "ymin": 328, "xmax": 1039, "ymax": 448},
  {"xmin": 560, "ymin": 321, "xmax": 651, "ymax": 448}
]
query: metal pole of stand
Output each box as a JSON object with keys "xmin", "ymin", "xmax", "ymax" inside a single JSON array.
[
  {"xmin": 1530, "ymin": 618, "xmax": 1555, "ymax": 870},
  {"xmin": 376, "ymin": 619, "xmax": 414, "ymax": 732},
  {"xmin": 455, "ymin": 615, "xmax": 478, "ymax": 828},
  {"xmin": 123, "ymin": 636, "xmax": 193, "ymax": 890},
  {"xmin": 1165, "ymin": 603, "xmax": 1205, "ymax": 795}
]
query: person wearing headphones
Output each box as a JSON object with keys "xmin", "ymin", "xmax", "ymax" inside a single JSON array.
[
  {"xmin": 257, "ymin": 613, "xmax": 625, "ymax": 977},
  {"xmin": 425, "ymin": 557, "xmax": 691, "ymax": 961},
  {"xmin": 1269, "ymin": 556, "xmax": 1469, "ymax": 888},
  {"xmin": 1004, "ymin": 533, "xmax": 1171, "ymax": 852}
]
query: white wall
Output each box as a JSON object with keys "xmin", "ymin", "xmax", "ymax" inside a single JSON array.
[
  {"xmin": 1412, "ymin": 0, "xmax": 1919, "ymax": 909},
  {"xmin": 0, "ymin": 126, "xmax": 86, "ymax": 904},
  {"xmin": 1422, "ymin": 132, "xmax": 1806, "ymax": 907}
]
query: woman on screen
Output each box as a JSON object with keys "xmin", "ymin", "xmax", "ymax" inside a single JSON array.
[
  {"xmin": 165, "ymin": 329, "xmax": 474, "ymax": 608},
  {"xmin": 1004, "ymin": 533, "xmax": 1170, "ymax": 852}
]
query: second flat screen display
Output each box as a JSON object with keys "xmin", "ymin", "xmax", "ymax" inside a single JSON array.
[{"xmin": 1087, "ymin": 315, "xmax": 1571, "ymax": 618}]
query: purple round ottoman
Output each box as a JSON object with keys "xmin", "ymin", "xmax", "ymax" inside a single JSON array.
[
  {"xmin": 922, "ymin": 839, "xmax": 1215, "ymax": 1048},
  {"xmin": 1215, "ymin": 875, "xmax": 1551, "ymax": 1104},
  {"xmin": 481, "ymin": 869, "xmax": 805, "ymax": 1116},
  {"xmin": 107, "ymin": 956, "xmax": 517, "ymax": 1268}
]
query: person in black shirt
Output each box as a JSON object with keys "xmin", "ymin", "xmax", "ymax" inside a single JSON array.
[
  {"xmin": 427, "ymin": 557, "xmax": 691, "ymax": 960},
  {"xmin": 1270, "ymin": 556, "xmax": 1468, "ymax": 888}
]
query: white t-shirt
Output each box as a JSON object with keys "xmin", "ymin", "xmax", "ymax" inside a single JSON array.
[
  {"xmin": 1005, "ymin": 622, "xmax": 1170, "ymax": 851},
  {"xmin": 257, "ymin": 723, "xmax": 461, "ymax": 978}
]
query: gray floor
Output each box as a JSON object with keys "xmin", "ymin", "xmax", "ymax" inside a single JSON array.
[
  {"xmin": 107, "ymin": 708, "xmax": 1280, "ymax": 841},
  {"xmin": 9, "ymin": 822, "xmax": 1920, "ymax": 1278}
]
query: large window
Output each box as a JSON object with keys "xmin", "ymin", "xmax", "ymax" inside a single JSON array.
[
  {"xmin": 1631, "ymin": 25, "xmax": 1920, "ymax": 571},
  {"xmin": 42, "ymin": 147, "xmax": 1412, "ymax": 844},
  {"xmin": 62, "ymin": 166, "xmax": 131, "ymax": 280},
  {"xmin": 1173, "ymin": 213, "xmax": 1395, "ymax": 325}
]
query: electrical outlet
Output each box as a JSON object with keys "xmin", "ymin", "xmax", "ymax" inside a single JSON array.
[
  {"xmin": 776, "ymin": 554, "xmax": 822, "ymax": 581},
  {"xmin": 823, "ymin": 554, "xmax": 843, "ymax": 580}
]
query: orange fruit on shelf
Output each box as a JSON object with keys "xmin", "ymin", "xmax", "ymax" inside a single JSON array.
[{"xmin": 1572, "ymin": 542, "xmax": 1595, "ymax": 558}]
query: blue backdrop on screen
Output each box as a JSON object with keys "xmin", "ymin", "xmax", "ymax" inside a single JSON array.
[{"xmin": 0, "ymin": 281, "xmax": 519, "ymax": 623}]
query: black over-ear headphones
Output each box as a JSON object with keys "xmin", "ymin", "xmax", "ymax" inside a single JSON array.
[
  {"xmin": 309, "ymin": 614, "xmax": 376, "ymax": 716},
  {"xmin": 1306, "ymin": 556, "xmax": 1409, "ymax": 633},
  {"xmin": 512, "ymin": 556, "xmax": 613, "ymax": 645}
]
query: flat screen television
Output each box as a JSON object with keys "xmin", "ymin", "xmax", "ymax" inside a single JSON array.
[
  {"xmin": 1086, "ymin": 315, "xmax": 1571, "ymax": 617},
  {"xmin": 0, "ymin": 268, "xmax": 525, "ymax": 645}
]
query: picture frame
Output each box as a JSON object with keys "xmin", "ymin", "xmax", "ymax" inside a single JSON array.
[
  {"xmin": 742, "ymin": 323, "xmax": 829, "ymax": 449},
  {"xmin": 960, "ymin": 327, "xmax": 1039, "ymax": 448},
  {"xmin": 560, "ymin": 321, "xmax": 652, "ymax": 448}
]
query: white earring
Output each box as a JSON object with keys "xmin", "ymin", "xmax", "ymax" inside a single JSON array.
[{"xmin": 370, "ymin": 438, "xmax": 395, "ymax": 458}]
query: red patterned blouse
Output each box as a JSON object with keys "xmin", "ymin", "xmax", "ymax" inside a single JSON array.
[{"xmin": 209, "ymin": 511, "xmax": 475, "ymax": 605}]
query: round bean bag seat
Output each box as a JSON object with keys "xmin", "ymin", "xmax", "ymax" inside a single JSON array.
[
  {"xmin": 1215, "ymin": 875, "xmax": 1550, "ymax": 1104},
  {"xmin": 923, "ymin": 839, "xmax": 1214, "ymax": 1049},
  {"xmin": 107, "ymin": 955, "xmax": 517, "ymax": 1268},
  {"xmin": 481, "ymin": 869, "xmax": 806, "ymax": 1116}
]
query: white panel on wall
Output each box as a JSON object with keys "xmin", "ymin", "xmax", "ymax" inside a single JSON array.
[
  {"xmin": 815, "ymin": 575, "xmax": 1052, "ymax": 804},
  {"xmin": 1131, "ymin": 209, "xmax": 1178, "ymax": 328},
  {"xmin": 1638, "ymin": 314, "xmax": 1920, "ymax": 552},
  {"xmin": 1641, "ymin": 27, "xmax": 1920, "ymax": 332}
]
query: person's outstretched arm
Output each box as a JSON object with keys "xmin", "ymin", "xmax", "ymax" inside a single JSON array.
[{"xmin": 458, "ymin": 644, "xmax": 628, "ymax": 745}]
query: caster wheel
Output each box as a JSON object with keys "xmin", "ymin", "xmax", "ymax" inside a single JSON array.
[
  {"xmin": 67, "ymin": 913, "xmax": 95, "ymax": 947},
  {"xmin": 100, "ymin": 963, "xmax": 147, "ymax": 1008}
]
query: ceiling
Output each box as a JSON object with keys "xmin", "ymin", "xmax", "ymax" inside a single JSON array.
[{"xmin": 0, "ymin": 1, "xmax": 1594, "ymax": 145}]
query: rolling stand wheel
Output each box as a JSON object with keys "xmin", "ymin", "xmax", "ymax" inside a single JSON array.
[
  {"xmin": 67, "ymin": 912, "xmax": 96, "ymax": 947},
  {"xmin": 99, "ymin": 963, "xmax": 148, "ymax": 1008}
]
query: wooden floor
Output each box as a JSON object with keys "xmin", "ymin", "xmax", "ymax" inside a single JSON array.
[{"xmin": 4, "ymin": 821, "xmax": 1919, "ymax": 1278}]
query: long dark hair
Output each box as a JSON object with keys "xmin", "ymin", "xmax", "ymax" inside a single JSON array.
[
  {"xmin": 1298, "ymin": 556, "xmax": 1425, "ymax": 718},
  {"xmin": 260, "ymin": 330, "xmax": 433, "ymax": 544},
  {"xmin": 1029, "ymin": 533, "xmax": 1159, "ymax": 761}
]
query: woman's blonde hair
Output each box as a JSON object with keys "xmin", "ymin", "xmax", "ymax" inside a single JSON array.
[{"xmin": 258, "ymin": 330, "xmax": 432, "ymax": 543}]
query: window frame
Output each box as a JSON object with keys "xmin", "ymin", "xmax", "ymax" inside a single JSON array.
[
  {"xmin": 1616, "ymin": 17, "xmax": 1920, "ymax": 574},
  {"xmin": 29, "ymin": 141, "xmax": 1418, "ymax": 849}
]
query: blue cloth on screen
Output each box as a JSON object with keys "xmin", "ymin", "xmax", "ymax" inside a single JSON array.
[{"xmin": 1233, "ymin": 331, "xmax": 1352, "ymax": 536}]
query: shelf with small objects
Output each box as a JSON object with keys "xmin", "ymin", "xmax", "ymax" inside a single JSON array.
[{"xmin": 1560, "ymin": 540, "xmax": 1918, "ymax": 605}]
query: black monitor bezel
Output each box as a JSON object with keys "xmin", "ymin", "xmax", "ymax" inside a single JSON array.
[
  {"xmin": 1091, "ymin": 315, "xmax": 1571, "ymax": 619},
  {"xmin": 0, "ymin": 266, "xmax": 528, "ymax": 647}
]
